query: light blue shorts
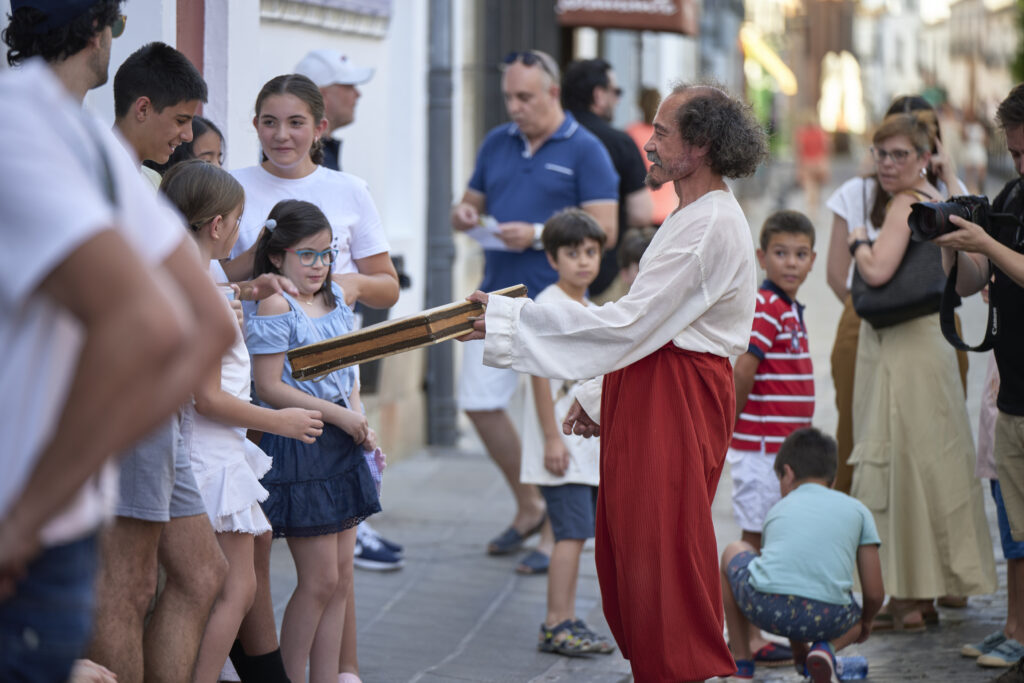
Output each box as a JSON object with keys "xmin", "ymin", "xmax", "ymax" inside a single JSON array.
[{"xmin": 115, "ymin": 415, "xmax": 206, "ymax": 521}]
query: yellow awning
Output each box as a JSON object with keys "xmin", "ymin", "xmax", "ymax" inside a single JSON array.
[{"xmin": 739, "ymin": 24, "xmax": 798, "ymax": 96}]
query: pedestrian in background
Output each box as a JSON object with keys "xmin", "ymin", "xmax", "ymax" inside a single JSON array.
[
  {"xmin": 561, "ymin": 58, "xmax": 652, "ymax": 301},
  {"xmin": 848, "ymin": 112, "xmax": 995, "ymax": 631},
  {"xmin": 937, "ymin": 82, "xmax": 1024, "ymax": 679},
  {"xmin": 450, "ymin": 49, "xmax": 618, "ymax": 566},
  {"xmin": 825, "ymin": 95, "xmax": 967, "ymax": 494},
  {"xmin": 1, "ymin": 2, "xmax": 235, "ymax": 680},
  {"xmin": 727, "ymin": 209, "xmax": 817, "ymax": 667},
  {"xmin": 295, "ymin": 47, "xmax": 406, "ymax": 575},
  {"xmin": 461, "ymin": 82, "xmax": 768, "ymax": 682}
]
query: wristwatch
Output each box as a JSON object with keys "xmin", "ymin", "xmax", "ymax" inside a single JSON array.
[
  {"xmin": 532, "ymin": 222, "xmax": 544, "ymax": 250},
  {"xmin": 849, "ymin": 239, "xmax": 871, "ymax": 256}
]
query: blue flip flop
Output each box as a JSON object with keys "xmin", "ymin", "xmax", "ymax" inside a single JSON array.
[{"xmin": 515, "ymin": 549, "xmax": 550, "ymax": 574}]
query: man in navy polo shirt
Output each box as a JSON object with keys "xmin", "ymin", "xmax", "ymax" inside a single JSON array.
[{"xmin": 451, "ymin": 49, "xmax": 618, "ymax": 563}]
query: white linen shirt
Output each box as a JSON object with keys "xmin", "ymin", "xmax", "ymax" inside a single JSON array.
[
  {"xmin": 483, "ymin": 189, "xmax": 757, "ymax": 423},
  {"xmin": 518, "ymin": 284, "xmax": 601, "ymax": 487}
]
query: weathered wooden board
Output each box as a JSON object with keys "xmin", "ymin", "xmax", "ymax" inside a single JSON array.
[{"xmin": 288, "ymin": 285, "xmax": 527, "ymax": 381}]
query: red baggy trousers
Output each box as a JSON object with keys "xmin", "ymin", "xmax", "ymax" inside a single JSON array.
[{"xmin": 596, "ymin": 344, "xmax": 736, "ymax": 682}]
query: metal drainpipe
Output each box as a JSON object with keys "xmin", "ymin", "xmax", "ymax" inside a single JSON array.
[{"xmin": 426, "ymin": 0, "xmax": 457, "ymax": 446}]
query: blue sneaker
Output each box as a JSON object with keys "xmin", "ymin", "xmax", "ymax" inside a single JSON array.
[
  {"xmin": 806, "ymin": 641, "xmax": 838, "ymax": 683},
  {"xmin": 978, "ymin": 638, "xmax": 1024, "ymax": 668},
  {"xmin": 962, "ymin": 630, "xmax": 1008, "ymax": 658},
  {"xmin": 360, "ymin": 521, "xmax": 403, "ymax": 556},
  {"xmin": 354, "ymin": 525, "xmax": 404, "ymax": 571}
]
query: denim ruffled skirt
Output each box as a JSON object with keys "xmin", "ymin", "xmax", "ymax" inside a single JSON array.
[{"xmin": 259, "ymin": 421, "xmax": 381, "ymax": 538}]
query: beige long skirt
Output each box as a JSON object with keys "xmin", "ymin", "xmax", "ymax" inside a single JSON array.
[{"xmin": 851, "ymin": 313, "xmax": 996, "ymax": 599}]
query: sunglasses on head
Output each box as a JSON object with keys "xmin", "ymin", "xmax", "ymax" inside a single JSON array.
[
  {"xmin": 503, "ymin": 51, "xmax": 555, "ymax": 79},
  {"xmin": 111, "ymin": 14, "xmax": 126, "ymax": 39}
]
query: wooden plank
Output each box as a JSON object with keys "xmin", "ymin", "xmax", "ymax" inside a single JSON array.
[{"xmin": 288, "ymin": 285, "xmax": 527, "ymax": 381}]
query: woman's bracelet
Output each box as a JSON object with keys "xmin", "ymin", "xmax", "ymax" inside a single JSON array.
[{"xmin": 849, "ymin": 239, "xmax": 871, "ymax": 256}]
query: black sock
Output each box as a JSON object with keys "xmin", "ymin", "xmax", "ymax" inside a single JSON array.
[{"xmin": 229, "ymin": 640, "xmax": 292, "ymax": 683}]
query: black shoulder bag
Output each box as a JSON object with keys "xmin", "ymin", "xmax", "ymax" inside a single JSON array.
[{"xmin": 851, "ymin": 188, "xmax": 948, "ymax": 328}]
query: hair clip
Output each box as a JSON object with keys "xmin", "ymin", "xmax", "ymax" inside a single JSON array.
[{"xmin": 264, "ymin": 219, "xmax": 277, "ymax": 232}]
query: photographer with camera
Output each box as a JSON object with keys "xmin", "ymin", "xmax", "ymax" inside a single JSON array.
[
  {"xmin": 935, "ymin": 84, "xmax": 1024, "ymax": 677},
  {"xmin": 845, "ymin": 112, "xmax": 996, "ymax": 633}
]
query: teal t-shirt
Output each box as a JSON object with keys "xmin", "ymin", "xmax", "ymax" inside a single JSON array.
[{"xmin": 747, "ymin": 483, "xmax": 880, "ymax": 605}]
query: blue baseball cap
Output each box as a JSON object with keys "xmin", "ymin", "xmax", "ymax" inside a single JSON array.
[{"xmin": 10, "ymin": 0, "xmax": 98, "ymax": 33}]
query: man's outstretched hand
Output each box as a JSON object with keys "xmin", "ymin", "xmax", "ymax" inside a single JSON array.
[
  {"xmin": 457, "ymin": 290, "xmax": 489, "ymax": 341},
  {"xmin": 563, "ymin": 399, "xmax": 600, "ymax": 438}
]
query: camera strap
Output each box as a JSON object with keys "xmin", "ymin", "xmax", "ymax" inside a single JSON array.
[{"xmin": 939, "ymin": 256, "xmax": 997, "ymax": 352}]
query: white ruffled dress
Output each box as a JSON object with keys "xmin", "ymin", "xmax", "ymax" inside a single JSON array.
[{"xmin": 181, "ymin": 322, "xmax": 273, "ymax": 535}]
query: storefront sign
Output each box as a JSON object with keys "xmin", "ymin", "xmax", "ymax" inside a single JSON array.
[{"xmin": 555, "ymin": 0, "xmax": 696, "ymax": 35}]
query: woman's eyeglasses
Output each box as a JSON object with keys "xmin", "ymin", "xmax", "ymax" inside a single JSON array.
[
  {"xmin": 111, "ymin": 14, "xmax": 127, "ymax": 39},
  {"xmin": 285, "ymin": 247, "xmax": 338, "ymax": 267},
  {"xmin": 503, "ymin": 51, "xmax": 556, "ymax": 79},
  {"xmin": 870, "ymin": 146, "xmax": 915, "ymax": 165}
]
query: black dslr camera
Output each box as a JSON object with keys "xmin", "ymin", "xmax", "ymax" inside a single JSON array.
[{"xmin": 908, "ymin": 194, "xmax": 1024, "ymax": 245}]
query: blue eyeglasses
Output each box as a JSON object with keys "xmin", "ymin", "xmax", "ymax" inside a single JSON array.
[{"xmin": 285, "ymin": 247, "xmax": 338, "ymax": 267}]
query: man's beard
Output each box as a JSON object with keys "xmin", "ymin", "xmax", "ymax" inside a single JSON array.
[{"xmin": 645, "ymin": 151, "xmax": 664, "ymax": 189}]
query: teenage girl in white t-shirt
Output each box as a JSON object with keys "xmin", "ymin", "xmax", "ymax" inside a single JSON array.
[
  {"xmin": 160, "ymin": 160, "xmax": 325, "ymax": 683},
  {"xmin": 222, "ymin": 74, "xmax": 399, "ymax": 310},
  {"xmin": 224, "ymin": 74, "xmax": 399, "ymax": 683}
]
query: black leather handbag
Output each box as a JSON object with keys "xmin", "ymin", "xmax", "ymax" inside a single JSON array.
[{"xmin": 851, "ymin": 189, "xmax": 947, "ymax": 329}]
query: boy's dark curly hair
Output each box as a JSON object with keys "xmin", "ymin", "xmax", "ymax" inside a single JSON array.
[
  {"xmin": 4, "ymin": 0, "xmax": 122, "ymax": 67},
  {"xmin": 671, "ymin": 81, "xmax": 769, "ymax": 179}
]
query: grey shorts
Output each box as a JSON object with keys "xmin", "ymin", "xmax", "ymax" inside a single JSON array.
[{"xmin": 114, "ymin": 414, "xmax": 206, "ymax": 522}]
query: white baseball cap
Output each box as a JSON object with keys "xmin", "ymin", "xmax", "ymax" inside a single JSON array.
[{"xmin": 295, "ymin": 50, "xmax": 374, "ymax": 87}]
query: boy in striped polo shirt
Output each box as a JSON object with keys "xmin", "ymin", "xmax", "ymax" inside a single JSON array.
[{"xmin": 727, "ymin": 210, "xmax": 816, "ymax": 666}]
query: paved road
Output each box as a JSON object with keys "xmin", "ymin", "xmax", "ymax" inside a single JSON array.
[{"xmin": 265, "ymin": 159, "xmax": 1011, "ymax": 682}]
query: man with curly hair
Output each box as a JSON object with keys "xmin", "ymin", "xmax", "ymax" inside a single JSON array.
[{"xmin": 461, "ymin": 83, "xmax": 768, "ymax": 682}]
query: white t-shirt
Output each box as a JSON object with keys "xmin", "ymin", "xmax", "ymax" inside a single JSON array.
[
  {"xmin": 0, "ymin": 59, "xmax": 185, "ymax": 545},
  {"xmin": 518, "ymin": 284, "xmax": 600, "ymax": 487},
  {"xmin": 483, "ymin": 189, "xmax": 757, "ymax": 422},
  {"xmin": 230, "ymin": 164, "xmax": 389, "ymax": 275}
]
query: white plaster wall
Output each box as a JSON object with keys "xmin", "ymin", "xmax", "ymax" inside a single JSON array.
[
  {"xmin": 248, "ymin": 7, "xmax": 429, "ymax": 319},
  {"xmin": 84, "ymin": 1, "xmax": 177, "ymax": 126}
]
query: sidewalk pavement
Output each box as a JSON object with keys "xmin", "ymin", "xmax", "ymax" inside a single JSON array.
[
  {"xmin": 267, "ymin": 446, "xmax": 1008, "ymax": 683},
  {"xmin": 266, "ymin": 158, "xmax": 1011, "ymax": 681}
]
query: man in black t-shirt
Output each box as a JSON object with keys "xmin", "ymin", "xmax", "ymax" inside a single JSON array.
[
  {"xmin": 562, "ymin": 59, "xmax": 652, "ymax": 296},
  {"xmin": 937, "ymin": 84, "xmax": 1024, "ymax": 675}
]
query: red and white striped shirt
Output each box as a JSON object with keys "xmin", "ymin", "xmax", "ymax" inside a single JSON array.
[{"xmin": 731, "ymin": 280, "xmax": 814, "ymax": 454}]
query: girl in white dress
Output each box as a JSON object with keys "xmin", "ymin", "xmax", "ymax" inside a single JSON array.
[{"xmin": 160, "ymin": 160, "xmax": 325, "ymax": 683}]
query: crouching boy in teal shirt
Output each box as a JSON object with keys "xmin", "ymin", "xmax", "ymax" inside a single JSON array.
[{"xmin": 720, "ymin": 427, "xmax": 884, "ymax": 682}]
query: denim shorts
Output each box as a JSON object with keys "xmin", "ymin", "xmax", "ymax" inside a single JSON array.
[
  {"xmin": 0, "ymin": 534, "xmax": 98, "ymax": 682},
  {"xmin": 992, "ymin": 480, "xmax": 1024, "ymax": 559},
  {"xmin": 726, "ymin": 550, "xmax": 861, "ymax": 642},
  {"xmin": 115, "ymin": 415, "xmax": 206, "ymax": 521},
  {"xmin": 539, "ymin": 483, "xmax": 597, "ymax": 541}
]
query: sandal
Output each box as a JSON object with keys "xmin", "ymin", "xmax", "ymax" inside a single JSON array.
[
  {"xmin": 753, "ymin": 642, "xmax": 794, "ymax": 667},
  {"xmin": 487, "ymin": 515, "xmax": 546, "ymax": 555},
  {"xmin": 938, "ymin": 595, "xmax": 968, "ymax": 608},
  {"xmin": 515, "ymin": 549, "xmax": 550, "ymax": 575},
  {"xmin": 538, "ymin": 620, "xmax": 591, "ymax": 657},
  {"xmin": 571, "ymin": 619, "xmax": 616, "ymax": 654},
  {"xmin": 872, "ymin": 610, "xmax": 926, "ymax": 632}
]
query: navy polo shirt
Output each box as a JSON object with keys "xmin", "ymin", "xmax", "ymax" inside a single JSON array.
[{"xmin": 468, "ymin": 112, "xmax": 618, "ymax": 297}]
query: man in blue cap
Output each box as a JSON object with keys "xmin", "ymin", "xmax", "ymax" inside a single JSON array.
[{"xmin": 0, "ymin": 2, "xmax": 236, "ymax": 681}]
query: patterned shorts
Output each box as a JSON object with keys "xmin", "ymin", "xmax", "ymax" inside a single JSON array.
[{"xmin": 726, "ymin": 551, "xmax": 861, "ymax": 642}]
